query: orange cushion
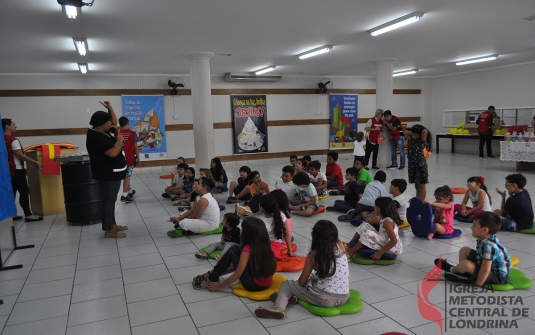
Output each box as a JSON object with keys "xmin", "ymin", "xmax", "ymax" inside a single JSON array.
[
  {"xmin": 281, "ymin": 243, "xmax": 297, "ymax": 256},
  {"xmin": 314, "ymin": 206, "xmax": 325, "ymax": 215},
  {"xmin": 451, "ymin": 187, "xmax": 468, "ymax": 194},
  {"xmin": 160, "ymin": 174, "xmax": 173, "ymax": 179},
  {"xmin": 276, "ymin": 255, "xmax": 306, "ymax": 272}
]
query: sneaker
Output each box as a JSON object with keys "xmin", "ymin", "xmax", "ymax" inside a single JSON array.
[
  {"xmin": 479, "ymin": 155, "xmax": 484, "ymax": 158},
  {"xmin": 226, "ymin": 196, "xmax": 237, "ymax": 204},
  {"xmin": 434, "ymin": 258, "xmax": 453, "ymax": 272},
  {"xmin": 129, "ymin": 189, "xmax": 136, "ymax": 196},
  {"xmin": 444, "ymin": 271, "xmax": 472, "ymax": 283},
  {"xmin": 105, "ymin": 229, "xmax": 126, "ymax": 238},
  {"xmin": 172, "ymin": 200, "xmax": 180, "ymax": 206},
  {"xmin": 328, "ymin": 190, "xmax": 339, "ymax": 196},
  {"xmin": 386, "ymin": 165, "xmax": 398, "ymax": 169},
  {"xmin": 399, "ymin": 166, "xmax": 405, "ymax": 170},
  {"xmin": 162, "ymin": 193, "xmax": 171, "ymax": 198},
  {"xmin": 177, "ymin": 206, "xmax": 190, "ymax": 211},
  {"xmin": 325, "ymin": 206, "xmax": 336, "ymax": 211},
  {"xmin": 121, "ymin": 196, "xmax": 133, "ymax": 203},
  {"xmin": 488, "ymin": 155, "xmax": 495, "ymax": 158}
]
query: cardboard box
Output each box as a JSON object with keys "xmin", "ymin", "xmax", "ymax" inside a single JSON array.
[
  {"xmin": 492, "ymin": 119, "xmax": 502, "ymax": 132},
  {"xmin": 464, "ymin": 123, "xmax": 478, "ymax": 134}
]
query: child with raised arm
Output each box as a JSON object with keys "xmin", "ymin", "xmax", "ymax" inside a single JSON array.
[
  {"xmin": 494, "ymin": 173, "xmax": 533, "ymax": 231},
  {"xmin": 424, "ymin": 186, "xmax": 455, "ymax": 240},
  {"xmin": 195, "ymin": 213, "xmax": 240, "ymax": 261},
  {"xmin": 307, "ymin": 160, "xmax": 327, "ymax": 196},
  {"xmin": 435, "ymin": 212, "xmax": 511, "ymax": 286},
  {"xmin": 255, "ymin": 220, "xmax": 349, "ymax": 319}
]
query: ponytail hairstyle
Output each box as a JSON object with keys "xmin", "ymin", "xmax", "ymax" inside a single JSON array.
[
  {"xmin": 240, "ymin": 217, "xmax": 276, "ymax": 278},
  {"xmin": 410, "ymin": 124, "xmax": 433, "ymax": 152},
  {"xmin": 270, "ymin": 189, "xmax": 291, "ymax": 219},
  {"xmin": 356, "ymin": 131, "xmax": 365, "ymax": 142},
  {"xmin": 434, "ymin": 185, "xmax": 454, "ymax": 202},
  {"xmin": 310, "ymin": 220, "xmax": 339, "ymax": 278},
  {"xmin": 467, "ymin": 176, "xmax": 492, "ymax": 205},
  {"xmin": 259, "ymin": 195, "xmax": 286, "ymax": 240},
  {"xmin": 375, "ymin": 197, "xmax": 402, "ymax": 225}
]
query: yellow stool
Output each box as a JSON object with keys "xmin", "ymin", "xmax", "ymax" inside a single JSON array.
[{"xmin": 232, "ymin": 273, "xmax": 286, "ymax": 301}]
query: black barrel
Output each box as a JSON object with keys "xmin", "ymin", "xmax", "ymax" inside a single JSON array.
[{"xmin": 61, "ymin": 162, "xmax": 102, "ymax": 224}]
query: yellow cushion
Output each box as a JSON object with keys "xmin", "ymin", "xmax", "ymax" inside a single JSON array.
[
  {"xmin": 511, "ymin": 255, "xmax": 519, "ymax": 267},
  {"xmin": 398, "ymin": 220, "xmax": 410, "ymax": 229},
  {"xmin": 232, "ymin": 273, "xmax": 286, "ymax": 301},
  {"xmin": 318, "ymin": 194, "xmax": 328, "ymax": 200}
]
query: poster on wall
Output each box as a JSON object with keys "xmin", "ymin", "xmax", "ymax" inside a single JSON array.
[
  {"xmin": 230, "ymin": 95, "xmax": 268, "ymax": 154},
  {"xmin": 329, "ymin": 93, "xmax": 358, "ymax": 149},
  {"xmin": 121, "ymin": 95, "xmax": 167, "ymax": 161}
]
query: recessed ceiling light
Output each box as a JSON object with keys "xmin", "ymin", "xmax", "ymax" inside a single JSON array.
[
  {"xmin": 393, "ymin": 69, "xmax": 418, "ymax": 77},
  {"xmin": 255, "ymin": 66, "xmax": 276, "ymax": 75},
  {"xmin": 298, "ymin": 46, "xmax": 333, "ymax": 60},
  {"xmin": 78, "ymin": 63, "xmax": 88, "ymax": 74},
  {"xmin": 368, "ymin": 12, "xmax": 424, "ymax": 36},
  {"xmin": 455, "ymin": 55, "xmax": 498, "ymax": 66},
  {"xmin": 73, "ymin": 38, "xmax": 88, "ymax": 56},
  {"xmin": 58, "ymin": 1, "xmax": 95, "ymax": 19}
]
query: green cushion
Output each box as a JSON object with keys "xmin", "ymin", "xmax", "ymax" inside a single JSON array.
[
  {"xmin": 518, "ymin": 225, "xmax": 535, "ymax": 234},
  {"xmin": 199, "ymin": 244, "xmax": 222, "ymax": 259},
  {"xmin": 352, "ymin": 252, "xmax": 396, "ymax": 265},
  {"xmin": 167, "ymin": 224, "xmax": 223, "ymax": 239},
  {"xmin": 298, "ymin": 289, "xmax": 363, "ymax": 316},
  {"xmin": 483, "ymin": 269, "xmax": 532, "ymax": 291},
  {"xmin": 200, "ymin": 224, "xmax": 224, "ymax": 235}
]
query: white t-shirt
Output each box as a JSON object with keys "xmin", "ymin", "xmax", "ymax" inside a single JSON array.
[
  {"xmin": 391, "ymin": 194, "xmax": 408, "ymax": 221},
  {"xmin": 309, "ymin": 171, "xmax": 327, "ymax": 184},
  {"xmin": 275, "ymin": 179, "xmax": 297, "ymax": 197},
  {"xmin": 172, "ymin": 174, "xmax": 184, "ymax": 187},
  {"xmin": 296, "ymin": 184, "xmax": 318, "ymax": 205},
  {"xmin": 262, "ymin": 213, "xmax": 287, "ymax": 242},
  {"xmin": 199, "ymin": 193, "xmax": 220, "ymax": 229},
  {"xmin": 11, "ymin": 140, "xmax": 23, "ymax": 169},
  {"xmin": 353, "ymin": 139, "xmax": 366, "ymax": 156}
]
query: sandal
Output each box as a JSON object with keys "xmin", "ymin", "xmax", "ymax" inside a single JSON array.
[
  {"xmin": 195, "ymin": 252, "xmax": 209, "ymax": 259},
  {"xmin": 192, "ymin": 271, "xmax": 212, "ymax": 283},
  {"xmin": 255, "ymin": 307, "xmax": 285, "ymax": 319},
  {"xmin": 192, "ymin": 277, "xmax": 210, "ymax": 290}
]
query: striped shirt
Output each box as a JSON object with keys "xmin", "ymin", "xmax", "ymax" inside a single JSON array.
[{"xmin": 475, "ymin": 235, "xmax": 511, "ymax": 278}]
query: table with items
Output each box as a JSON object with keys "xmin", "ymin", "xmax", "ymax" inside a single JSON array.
[{"xmin": 500, "ymin": 141, "xmax": 535, "ymax": 171}]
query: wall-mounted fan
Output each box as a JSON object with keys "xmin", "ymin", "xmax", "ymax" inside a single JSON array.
[
  {"xmin": 165, "ymin": 77, "xmax": 185, "ymax": 95},
  {"xmin": 316, "ymin": 78, "xmax": 333, "ymax": 94}
]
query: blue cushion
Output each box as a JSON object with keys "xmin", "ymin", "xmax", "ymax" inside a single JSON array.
[
  {"xmin": 454, "ymin": 214, "xmax": 473, "ymax": 223},
  {"xmin": 433, "ymin": 228, "xmax": 462, "ymax": 239},
  {"xmin": 349, "ymin": 219, "xmax": 363, "ymax": 227},
  {"xmin": 407, "ymin": 197, "xmax": 434, "ymax": 237},
  {"xmin": 357, "ymin": 246, "xmax": 397, "ymax": 260}
]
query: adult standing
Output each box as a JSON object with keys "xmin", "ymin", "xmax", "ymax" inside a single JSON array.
[
  {"xmin": 2, "ymin": 118, "xmax": 44, "ymax": 222},
  {"xmin": 383, "ymin": 110, "xmax": 406, "ymax": 170},
  {"xmin": 118, "ymin": 116, "xmax": 140, "ymax": 203},
  {"xmin": 476, "ymin": 106, "xmax": 495, "ymax": 158},
  {"xmin": 364, "ymin": 109, "xmax": 384, "ymax": 169},
  {"xmin": 86, "ymin": 101, "xmax": 128, "ymax": 238}
]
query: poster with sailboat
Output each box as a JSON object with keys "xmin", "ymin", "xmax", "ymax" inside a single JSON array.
[
  {"xmin": 121, "ymin": 95, "xmax": 167, "ymax": 161},
  {"xmin": 230, "ymin": 95, "xmax": 268, "ymax": 154}
]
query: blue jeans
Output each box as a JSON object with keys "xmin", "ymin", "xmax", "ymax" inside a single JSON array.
[
  {"xmin": 389, "ymin": 136, "xmax": 406, "ymax": 167},
  {"xmin": 333, "ymin": 200, "xmax": 354, "ymax": 213}
]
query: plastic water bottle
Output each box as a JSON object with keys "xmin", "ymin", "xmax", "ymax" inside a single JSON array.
[
  {"xmin": 512, "ymin": 132, "xmax": 518, "ymax": 142},
  {"xmin": 504, "ymin": 132, "xmax": 510, "ymax": 142},
  {"xmin": 519, "ymin": 132, "xmax": 524, "ymax": 142}
]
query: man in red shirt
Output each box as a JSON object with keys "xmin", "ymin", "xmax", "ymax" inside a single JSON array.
[
  {"xmin": 326, "ymin": 151, "xmax": 344, "ymax": 188},
  {"xmin": 476, "ymin": 106, "xmax": 495, "ymax": 158},
  {"xmin": 118, "ymin": 117, "xmax": 140, "ymax": 202}
]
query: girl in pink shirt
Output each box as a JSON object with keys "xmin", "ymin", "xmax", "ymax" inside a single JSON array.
[{"xmin": 424, "ymin": 186, "xmax": 454, "ymax": 239}]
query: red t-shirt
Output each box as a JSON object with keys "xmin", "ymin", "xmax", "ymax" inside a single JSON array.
[
  {"xmin": 118, "ymin": 129, "xmax": 137, "ymax": 166},
  {"xmin": 326, "ymin": 163, "xmax": 343, "ymax": 185},
  {"xmin": 242, "ymin": 245, "xmax": 273, "ymax": 287}
]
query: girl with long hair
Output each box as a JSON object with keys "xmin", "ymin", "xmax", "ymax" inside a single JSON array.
[
  {"xmin": 260, "ymin": 195, "xmax": 293, "ymax": 259},
  {"xmin": 270, "ymin": 189, "xmax": 293, "ymax": 248}
]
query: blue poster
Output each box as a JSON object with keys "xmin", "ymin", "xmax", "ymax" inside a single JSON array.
[
  {"xmin": 0, "ymin": 112, "xmax": 17, "ymax": 220},
  {"xmin": 329, "ymin": 94, "xmax": 358, "ymax": 149},
  {"xmin": 121, "ymin": 95, "xmax": 167, "ymax": 161}
]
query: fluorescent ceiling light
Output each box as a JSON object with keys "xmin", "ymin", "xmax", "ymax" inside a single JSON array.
[
  {"xmin": 64, "ymin": 5, "xmax": 80, "ymax": 19},
  {"xmin": 298, "ymin": 46, "xmax": 333, "ymax": 60},
  {"xmin": 78, "ymin": 63, "xmax": 88, "ymax": 74},
  {"xmin": 255, "ymin": 66, "xmax": 276, "ymax": 75},
  {"xmin": 368, "ymin": 13, "xmax": 424, "ymax": 36},
  {"xmin": 73, "ymin": 38, "xmax": 88, "ymax": 56},
  {"xmin": 393, "ymin": 69, "xmax": 418, "ymax": 77},
  {"xmin": 455, "ymin": 55, "xmax": 498, "ymax": 65}
]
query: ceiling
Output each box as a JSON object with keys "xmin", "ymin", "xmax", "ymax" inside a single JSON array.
[{"xmin": 1, "ymin": 0, "xmax": 535, "ymax": 78}]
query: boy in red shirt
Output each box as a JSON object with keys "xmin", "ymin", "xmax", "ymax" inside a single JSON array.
[
  {"xmin": 326, "ymin": 151, "xmax": 343, "ymax": 188},
  {"xmin": 118, "ymin": 117, "xmax": 140, "ymax": 202}
]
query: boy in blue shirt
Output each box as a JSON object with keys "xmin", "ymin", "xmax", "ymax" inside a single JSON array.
[
  {"xmin": 494, "ymin": 173, "xmax": 533, "ymax": 231},
  {"xmin": 435, "ymin": 212, "xmax": 511, "ymax": 286}
]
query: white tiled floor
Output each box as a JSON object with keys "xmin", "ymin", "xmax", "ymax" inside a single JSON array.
[{"xmin": 1, "ymin": 153, "xmax": 535, "ymax": 334}]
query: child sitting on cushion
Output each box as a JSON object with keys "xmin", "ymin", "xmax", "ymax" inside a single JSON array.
[
  {"xmin": 424, "ymin": 186, "xmax": 455, "ymax": 240},
  {"xmin": 271, "ymin": 190, "xmax": 293, "ymax": 248},
  {"xmin": 354, "ymin": 157, "xmax": 373, "ymax": 194},
  {"xmin": 454, "ymin": 176, "xmax": 492, "ymax": 219},
  {"xmin": 494, "ymin": 173, "xmax": 533, "ymax": 231},
  {"xmin": 289, "ymin": 171, "xmax": 318, "ymax": 217},
  {"xmin": 259, "ymin": 195, "xmax": 293, "ymax": 260},
  {"xmin": 435, "ymin": 212, "xmax": 511, "ymax": 286},
  {"xmin": 255, "ymin": 220, "xmax": 349, "ymax": 319},
  {"xmin": 294, "ymin": 158, "xmax": 307, "ymax": 175},
  {"xmin": 360, "ymin": 178, "xmax": 408, "ymax": 225},
  {"xmin": 307, "ymin": 160, "xmax": 327, "ymax": 196},
  {"xmin": 326, "ymin": 168, "xmax": 361, "ymax": 213},
  {"xmin": 226, "ymin": 165, "xmax": 253, "ymax": 204},
  {"xmin": 195, "ymin": 213, "xmax": 240, "ymax": 261}
]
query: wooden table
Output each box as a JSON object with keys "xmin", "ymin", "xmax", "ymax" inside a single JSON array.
[{"xmin": 435, "ymin": 133, "xmax": 504, "ymax": 153}]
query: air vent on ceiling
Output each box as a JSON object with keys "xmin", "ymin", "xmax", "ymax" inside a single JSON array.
[
  {"xmin": 224, "ymin": 73, "xmax": 282, "ymax": 82},
  {"xmin": 521, "ymin": 15, "xmax": 535, "ymax": 21}
]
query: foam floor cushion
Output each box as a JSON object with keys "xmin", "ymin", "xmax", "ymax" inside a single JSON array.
[
  {"xmin": 407, "ymin": 197, "xmax": 434, "ymax": 237},
  {"xmin": 451, "ymin": 187, "xmax": 468, "ymax": 194},
  {"xmin": 298, "ymin": 289, "xmax": 363, "ymax": 316},
  {"xmin": 518, "ymin": 226, "xmax": 535, "ymax": 234},
  {"xmin": 454, "ymin": 214, "xmax": 473, "ymax": 223},
  {"xmin": 167, "ymin": 224, "xmax": 224, "ymax": 238},
  {"xmin": 200, "ymin": 224, "xmax": 224, "ymax": 235},
  {"xmin": 511, "ymin": 255, "xmax": 519, "ymax": 267},
  {"xmin": 318, "ymin": 194, "xmax": 328, "ymax": 200},
  {"xmin": 398, "ymin": 220, "xmax": 410, "ymax": 229},
  {"xmin": 281, "ymin": 243, "xmax": 297, "ymax": 255},
  {"xmin": 328, "ymin": 185, "xmax": 345, "ymax": 190},
  {"xmin": 313, "ymin": 206, "xmax": 325, "ymax": 215},
  {"xmin": 483, "ymin": 269, "xmax": 532, "ymax": 291},
  {"xmin": 276, "ymin": 256, "xmax": 306, "ymax": 272},
  {"xmin": 232, "ymin": 273, "xmax": 287, "ymax": 301},
  {"xmin": 198, "ymin": 244, "xmax": 222, "ymax": 259},
  {"xmin": 433, "ymin": 228, "xmax": 462, "ymax": 239},
  {"xmin": 159, "ymin": 174, "xmax": 172, "ymax": 179},
  {"xmin": 352, "ymin": 252, "xmax": 396, "ymax": 265}
]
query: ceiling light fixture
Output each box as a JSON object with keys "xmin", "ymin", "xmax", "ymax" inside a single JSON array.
[
  {"xmin": 368, "ymin": 12, "xmax": 424, "ymax": 36},
  {"xmin": 455, "ymin": 55, "xmax": 498, "ymax": 66},
  {"xmin": 298, "ymin": 46, "xmax": 333, "ymax": 60},
  {"xmin": 73, "ymin": 38, "xmax": 88, "ymax": 56},
  {"xmin": 255, "ymin": 66, "xmax": 276, "ymax": 75},
  {"xmin": 393, "ymin": 69, "xmax": 418, "ymax": 77},
  {"xmin": 78, "ymin": 63, "xmax": 88, "ymax": 74},
  {"xmin": 57, "ymin": 0, "xmax": 95, "ymax": 19}
]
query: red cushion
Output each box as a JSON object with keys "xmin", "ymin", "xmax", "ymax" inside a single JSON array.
[
  {"xmin": 160, "ymin": 174, "xmax": 173, "ymax": 179},
  {"xmin": 276, "ymin": 256, "xmax": 306, "ymax": 272},
  {"xmin": 314, "ymin": 206, "xmax": 325, "ymax": 215},
  {"xmin": 328, "ymin": 185, "xmax": 345, "ymax": 189}
]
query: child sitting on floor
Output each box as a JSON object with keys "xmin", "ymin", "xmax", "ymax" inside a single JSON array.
[
  {"xmin": 435, "ymin": 212, "xmax": 511, "ymax": 286},
  {"xmin": 275, "ymin": 165, "xmax": 297, "ymax": 198},
  {"xmin": 289, "ymin": 171, "xmax": 318, "ymax": 217},
  {"xmin": 494, "ymin": 173, "xmax": 533, "ymax": 231},
  {"xmin": 236, "ymin": 171, "xmax": 270, "ymax": 216},
  {"xmin": 226, "ymin": 166, "xmax": 253, "ymax": 204},
  {"xmin": 345, "ymin": 197, "xmax": 403, "ymax": 258},
  {"xmin": 172, "ymin": 167, "xmax": 195, "ymax": 205},
  {"xmin": 359, "ymin": 178, "xmax": 408, "ymax": 226},
  {"xmin": 260, "ymin": 195, "xmax": 293, "ymax": 260},
  {"xmin": 424, "ymin": 186, "xmax": 455, "ymax": 239},
  {"xmin": 326, "ymin": 151, "xmax": 344, "ymax": 188},
  {"xmin": 170, "ymin": 156, "xmax": 186, "ymax": 178},
  {"xmin": 354, "ymin": 157, "xmax": 373, "ymax": 194},
  {"xmin": 308, "ymin": 160, "xmax": 327, "ymax": 196},
  {"xmin": 271, "ymin": 189, "xmax": 293, "ymax": 248},
  {"xmin": 340, "ymin": 170, "xmax": 388, "ymax": 222},
  {"xmin": 455, "ymin": 176, "xmax": 492, "ymax": 219},
  {"xmin": 302, "ymin": 155, "xmax": 312, "ymax": 170},
  {"xmin": 326, "ymin": 168, "xmax": 361, "ymax": 213},
  {"xmin": 294, "ymin": 158, "xmax": 307, "ymax": 175},
  {"xmin": 195, "ymin": 213, "xmax": 240, "ymax": 261},
  {"xmin": 210, "ymin": 157, "xmax": 228, "ymax": 192},
  {"xmin": 163, "ymin": 163, "xmax": 188, "ymax": 199},
  {"xmin": 289, "ymin": 155, "xmax": 298, "ymax": 167},
  {"xmin": 255, "ymin": 220, "xmax": 350, "ymax": 319}
]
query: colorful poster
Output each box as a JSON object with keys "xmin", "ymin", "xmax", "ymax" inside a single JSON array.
[
  {"xmin": 231, "ymin": 95, "xmax": 268, "ymax": 154},
  {"xmin": 121, "ymin": 95, "xmax": 167, "ymax": 161},
  {"xmin": 329, "ymin": 94, "xmax": 358, "ymax": 149}
]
